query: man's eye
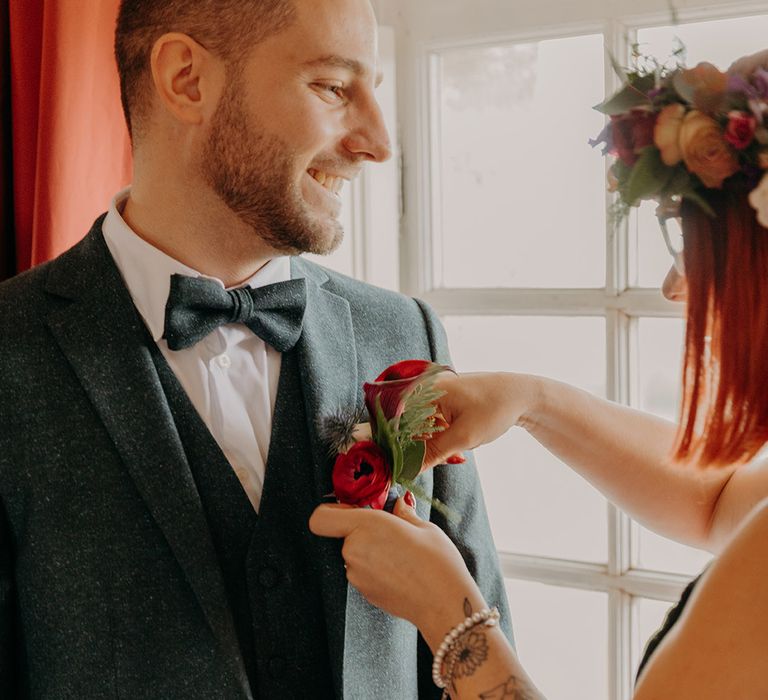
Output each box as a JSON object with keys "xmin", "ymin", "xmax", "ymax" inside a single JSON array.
[{"xmin": 315, "ymin": 83, "xmax": 345, "ymax": 100}]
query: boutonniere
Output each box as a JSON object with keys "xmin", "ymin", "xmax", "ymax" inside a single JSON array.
[{"xmin": 321, "ymin": 360, "xmax": 464, "ymax": 518}]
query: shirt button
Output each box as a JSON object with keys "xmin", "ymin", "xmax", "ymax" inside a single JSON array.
[
  {"xmin": 216, "ymin": 353, "xmax": 232, "ymax": 369},
  {"xmin": 268, "ymin": 656, "xmax": 285, "ymax": 678},
  {"xmin": 258, "ymin": 567, "xmax": 280, "ymax": 589}
]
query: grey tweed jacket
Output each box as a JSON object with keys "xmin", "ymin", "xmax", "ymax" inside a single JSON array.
[{"xmin": 0, "ymin": 218, "xmax": 511, "ymax": 699}]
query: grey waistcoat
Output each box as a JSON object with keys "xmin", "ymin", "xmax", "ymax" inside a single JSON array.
[{"xmin": 150, "ymin": 340, "xmax": 336, "ymax": 699}]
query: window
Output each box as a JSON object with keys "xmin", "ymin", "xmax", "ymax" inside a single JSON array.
[{"xmin": 373, "ymin": 1, "xmax": 768, "ymax": 697}]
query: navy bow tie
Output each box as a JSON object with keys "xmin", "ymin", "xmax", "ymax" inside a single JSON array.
[{"xmin": 163, "ymin": 274, "xmax": 307, "ymax": 352}]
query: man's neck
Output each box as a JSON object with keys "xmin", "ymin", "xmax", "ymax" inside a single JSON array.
[{"xmin": 121, "ymin": 184, "xmax": 281, "ymax": 287}]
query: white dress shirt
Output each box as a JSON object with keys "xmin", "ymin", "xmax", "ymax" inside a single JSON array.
[{"xmin": 103, "ymin": 188, "xmax": 289, "ymax": 511}]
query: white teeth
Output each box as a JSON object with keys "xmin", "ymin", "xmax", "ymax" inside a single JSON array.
[{"xmin": 309, "ymin": 169, "xmax": 345, "ymax": 196}]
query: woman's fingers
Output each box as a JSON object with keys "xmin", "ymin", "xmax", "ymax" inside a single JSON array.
[
  {"xmin": 309, "ymin": 503, "xmax": 361, "ymax": 538},
  {"xmin": 392, "ymin": 495, "xmax": 422, "ymax": 524},
  {"xmin": 423, "ymin": 422, "xmax": 474, "ymax": 469}
]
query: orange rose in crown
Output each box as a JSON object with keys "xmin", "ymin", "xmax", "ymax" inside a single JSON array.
[
  {"xmin": 323, "ymin": 360, "xmax": 463, "ymax": 513},
  {"xmin": 679, "ymin": 110, "xmax": 740, "ymax": 188}
]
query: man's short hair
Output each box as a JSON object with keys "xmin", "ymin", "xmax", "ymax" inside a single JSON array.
[{"xmin": 115, "ymin": 0, "xmax": 296, "ymax": 139}]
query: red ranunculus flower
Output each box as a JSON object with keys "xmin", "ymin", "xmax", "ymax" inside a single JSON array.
[
  {"xmin": 725, "ymin": 110, "xmax": 757, "ymax": 150},
  {"xmin": 332, "ymin": 441, "xmax": 392, "ymax": 509},
  {"xmin": 610, "ymin": 110, "xmax": 657, "ymax": 166}
]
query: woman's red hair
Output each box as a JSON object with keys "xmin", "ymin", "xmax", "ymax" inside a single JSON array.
[{"xmin": 675, "ymin": 186, "xmax": 768, "ymax": 466}]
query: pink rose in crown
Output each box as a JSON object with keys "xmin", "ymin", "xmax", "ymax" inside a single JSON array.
[{"xmin": 725, "ymin": 111, "xmax": 758, "ymax": 150}]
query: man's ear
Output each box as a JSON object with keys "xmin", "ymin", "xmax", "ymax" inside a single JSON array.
[{"xmin": 150, "ymin": 32, "xmax": 224, "ymax": 127}]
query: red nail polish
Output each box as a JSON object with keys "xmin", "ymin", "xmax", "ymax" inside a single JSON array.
[
  {"xmin": 404, "ymin": 491, "xmax": 416, "ymax": 508},
  {"xmin": 447, "ymin": 454, "xmax": 466, "ymax": 464}
]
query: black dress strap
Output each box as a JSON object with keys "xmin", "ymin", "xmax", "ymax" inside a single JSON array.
[{"xmin": 636, "ymin": 572, "xmax": 704, "ymax": 680}]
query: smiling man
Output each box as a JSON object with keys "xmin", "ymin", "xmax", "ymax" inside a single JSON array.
[{"xmin": 0, "ymin": 1, "xmax": 511, "ymax": 698}]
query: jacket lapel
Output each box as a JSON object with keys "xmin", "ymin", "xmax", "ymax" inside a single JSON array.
[
  {"xmin": 291, "ymin": 258, "xmax": 418, "ymax": 698},
  {"xmin": 43, "ymin": 224, "xmax": 251, "ymax": 698},
  {"xmin": 291, "ymin": 257, "xmax": 356, "ymax": 694}
]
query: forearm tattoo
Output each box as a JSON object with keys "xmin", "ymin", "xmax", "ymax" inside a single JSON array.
[{"xmin": 444, "ymin": 600, "xmax": 545, "ymax": 700}]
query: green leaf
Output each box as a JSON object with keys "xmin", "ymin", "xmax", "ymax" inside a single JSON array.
[
  {"xmin": 397, "ymin": 374, "xmax": 448, "ymax": 444},
  {"xmin": 593, "ymin": 75, "xmax": 655, "ymax": 115},
  {"xmin": 399, "ymin": 440, "xmax": 426, "ymax": 482},
  {"xmin": 374, "ymin": 397, "xmax": 403, "ymax": 481},
  {"xmin": 661, "ymin": 165, "xmax": 692, "ymax": 196},
  {"xmin": 624, "ymin": 147, "xmax": 676, "ymax": 205},
  {"xmin": 672, "ymin": 70, "xmax": 695, "ymax": 105}
]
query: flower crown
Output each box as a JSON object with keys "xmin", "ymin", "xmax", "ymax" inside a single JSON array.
[{"xmin": 590, "ymin": 49, "xmax": 768, "ymax": 227}]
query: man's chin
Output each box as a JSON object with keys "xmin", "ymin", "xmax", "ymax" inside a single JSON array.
[{"xmin": 265, "ymin": 222, "xmax": 344, "ymax": 258}]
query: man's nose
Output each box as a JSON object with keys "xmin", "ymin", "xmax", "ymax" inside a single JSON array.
[{"xmin": 343, "ymin": 97, "xmax": 392, "ymax": 163}]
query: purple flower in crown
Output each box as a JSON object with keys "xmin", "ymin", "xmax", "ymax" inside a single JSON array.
[{"xmin": 751, "ymin": 68, "xmax": 768, "ymax": 100}]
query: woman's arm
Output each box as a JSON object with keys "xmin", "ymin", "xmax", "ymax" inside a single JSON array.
[
  {"xmin": 309, "ymin": 499, "xmax": 545, "ymax": 699},
  {"xmin": 425, "ymin": 372, "xmax": 741, "ymax": 551},
  {"xmin": 311, "ymin": 497, "xmax": 768, "ymax": 700}
]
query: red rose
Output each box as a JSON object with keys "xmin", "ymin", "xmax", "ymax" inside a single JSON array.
[
  {"xmin": 332, "ymin": 441, "xmax": 392, "ymax": 509},
  {"xmin": 725, "ymin": 110, "xmax": 757, "ymax": 150},
  {"xmin": 364, "ymin": 360, "xmax": 442, "ymax": 428},
  {"xmin": 374, "ymin": 359, "xmax": 433, "ymax": 382},
  {"xmin": 610, "ymin": 110, "xmax": 657, "ymax": 166}
]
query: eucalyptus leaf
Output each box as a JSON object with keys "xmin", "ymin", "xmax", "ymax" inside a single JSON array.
[
  {"xmin": 594, "ymin": 75, "xmax": 655, "ymax": 115},
  {"xmin": 672, "ymin": 70, "xmax": 695, "ymax": 105},
  {"xmin": 400, "ymin": 441, "xmax": 426, "ymax": 482},
  {"xmin": 624, "ymin": 147, "xmax": 676, "ymax": 204},
  {"xmin": 662, "ymin": 165, "xmax": 693, "ymax": 196}
]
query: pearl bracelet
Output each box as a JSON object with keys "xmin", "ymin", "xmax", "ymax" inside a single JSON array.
[{"xmin": 431, "ymin": 606, "xmax": 500, "ymax": 691}]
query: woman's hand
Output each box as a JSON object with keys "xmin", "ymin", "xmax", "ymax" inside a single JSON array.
[
  {"xmin": 424, "ymin": 372, "xmax": 541, "ymax": 469},
  {"xmin": 309, "ymin": 497, "xmax": 486, "ymax": 650}
]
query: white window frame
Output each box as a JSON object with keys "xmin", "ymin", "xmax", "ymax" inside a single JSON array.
[{"xmin": 372, "ymin": 0, "xmax": 768, "ymax": 697}]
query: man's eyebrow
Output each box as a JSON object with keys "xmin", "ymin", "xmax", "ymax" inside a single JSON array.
[{"xmin": 303, "ymin": 54, "xmax": 384, "ymax": 87}]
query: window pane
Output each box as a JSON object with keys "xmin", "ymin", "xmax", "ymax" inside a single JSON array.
[
  {"xmin": 444, "ymin": 316, "xmax": 607, "ymax": 562},
  {"xmin": 637, "ymin": 317, "xmax": 683, "ymax": 422},
  {"xmin": 634, "ymin": 14, "xmax": 768, "ymax": 287},
  {"xmin": 637, "ymin": 15, "xmax": 768, "ymax": 70},
  {"xmin": 435, "ymin": 34, "xmax": 606, "ymax": 288},
  {"xmin": 635, "ymin": 318, "xmax": 713, "ymax": 575},
  {"xmin": 507, "ymin": 579, "xmax": 608, "ymax": 700},
  {"xmin": 633, "ymin": 597, "xmax": 676, "ymax": 677}
]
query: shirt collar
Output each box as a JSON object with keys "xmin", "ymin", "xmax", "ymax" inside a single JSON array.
[{"xmin": 102, "ymin": 187, "xmax": 291, "ymax": 342}]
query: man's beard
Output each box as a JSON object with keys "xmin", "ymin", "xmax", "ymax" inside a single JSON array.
[{"xmin": 201, "ymin": 80, "xmax": 344, "ymax": 257}]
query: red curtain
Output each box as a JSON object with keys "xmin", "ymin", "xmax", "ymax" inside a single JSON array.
[{"xmin": 9, "ymin": 0, "xmax": 132, "ymax": 273}]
